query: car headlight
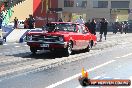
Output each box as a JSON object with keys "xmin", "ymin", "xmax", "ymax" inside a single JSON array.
[
  {"xmin": 58, "ymin": 36, "xmax": 64, "ymax": 42},
  {"xmin": 26, "ymin": 35, "xmax": 32, "ymax": 41}
]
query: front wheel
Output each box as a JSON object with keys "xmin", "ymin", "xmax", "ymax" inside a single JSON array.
[
  {"xmin": 64, "ymin": 42, "xmax": 72, "ymax": 56},
  {"xmin": 30, "ymin": 47, "xmax": 37, "ymax": 54},
  {"xmin": 85, "ymin": 42, "xmax": 91, "ymax": 52}
]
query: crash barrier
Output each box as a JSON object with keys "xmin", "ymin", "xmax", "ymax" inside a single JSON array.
[
  {"xmin": 19, "ymin": 30, "xmax": 30, "ymax": 43},
  {"xmin": 2, "ymin": 26, "xmax": 14, "ymax": 42},
  {"xmin": 1, "ymin": 27, "xmax": 44, "ymax": 43},
  {"xmin": 6, "ymin": 29, "xmax": 29, "ymax": 42},
  {"xmin": 1, "ymin": 26, "xmax": 14, "ymax": 33},
  {"xmin": 19, "ymin": 29, "xmax": 43, "ymax": 43},
  {"xmin": 3, "ymin": 28, "xmax": 42, "ymax": 43}
]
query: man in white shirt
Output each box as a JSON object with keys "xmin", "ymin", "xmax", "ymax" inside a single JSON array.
[{"xmin": 76, "ymin": 16, "xmax": 85, "ymax": 24}]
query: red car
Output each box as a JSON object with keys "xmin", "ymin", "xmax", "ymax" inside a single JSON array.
[{"xmin": 26, "ymin": 22, "xmax": 97, "ymax": 56}]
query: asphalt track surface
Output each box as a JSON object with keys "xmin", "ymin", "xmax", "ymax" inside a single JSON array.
[{"xmin": 0, "ymin": 32, "xmax": 132, "ymax": 88}]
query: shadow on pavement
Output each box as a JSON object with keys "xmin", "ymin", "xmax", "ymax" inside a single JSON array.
[{"xmin": 6, "ymin": 50, "xmax": 87, "ymax": 59}]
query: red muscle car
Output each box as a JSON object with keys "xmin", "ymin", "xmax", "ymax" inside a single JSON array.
[{"xmin": 26, "ymin": 22, "xmax": 97, "ymax": 56}]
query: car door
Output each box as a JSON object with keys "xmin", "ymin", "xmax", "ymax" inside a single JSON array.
[
  {"xmin": 82, "ymin": 25, "xmax": 92, "ymax": 48},
  {"xmin": 73, "ymin": 25, "xmax": 86, "ymax": 49}
]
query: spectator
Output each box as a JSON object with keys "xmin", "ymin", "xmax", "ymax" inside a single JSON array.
[
  {"xmin": 99, "ymin": 18, "xmax": 108, "ymax": 41},
  {"xmin": 28, "ymin": 15, "xmax": 35, "ymax": 29},
  {"xmin": 113, "ymin": 22, "xmax": 119, "ymax": 34},
  {"xmin": 14, "ymin": 17, "xmax": 18, "ymax": 29},
  {"xmin": 90, "ymin": 19, "xmax": 96, "ymax": 35},
  {"xmin": 119, "ymin": 22, "xmax": 124, "ymax": 34},
  {"xmin": 31, "ymin": 15, "xmax": 35, "ymax": 29},
  {"xmin": 124, "ymin": 21, "xmax": 129, "ymax": 34},
  {"xmin": 24, "ymin": 18, "xmax": 28, "ymax": 29},
  {"xmin": 85, "ymin": 20, "xmax": 91, "ymax": 32},
  {"xmin": 76, "ymin": 16, "xmax": 84, "ymax": 24}
]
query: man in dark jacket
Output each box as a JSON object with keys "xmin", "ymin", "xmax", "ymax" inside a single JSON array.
[
  {"xmin": 85, "ymin": 20, "xmax": 91, "ymax": 33},
  {"xmin": 90, "ymin": 19, "xmax": 96, "ymax": 35},
  {"xmin": 28, "ymin": 15, "xmax": 35, "ymax": 29},
  {"xmin": 99, "ymin": 18, "xmax": 108, "ymax": 41}
]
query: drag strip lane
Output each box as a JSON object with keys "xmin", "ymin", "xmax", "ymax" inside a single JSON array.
[{"xmin": 46, "ymin": 52, "xmax": 132, "ymax": 88}]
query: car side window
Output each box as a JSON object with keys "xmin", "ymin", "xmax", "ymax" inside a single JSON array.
[
  {"xmin": 82, "ymin": 26, "xmax": 88, "ymax": 34},
  {"xmin": 77, "ymin": 25, "xmax": 88, "ymax": 34},
  {"xmin": 67, "ymin": 24, "xmax": 76, "ymax": 32},
  {"xmin": 77, "ymin": 25, "xmax": 83, "ymax": 33}
]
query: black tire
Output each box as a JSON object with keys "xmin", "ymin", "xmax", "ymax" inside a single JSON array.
[
  {"xmin": 90, "ymin": 41, "xmax": 94, "ymax": 48},
  {"xmin": 64, "ymin": 41, "xmax": 72, "ymax": 56},
  {"xmin": 0, "ymin": 40, "xmax": 4, "ymax": 45},
  {"xmin": 0, "ymin": 42, "xmax": 3, "ymax": 45},
  {"xmin": 30, "ymin": 47, "xmax": 37, "ymax": 54},
  {"xmin": 85, "ymin": 42, "xmax": 91, "ymax": 52}
]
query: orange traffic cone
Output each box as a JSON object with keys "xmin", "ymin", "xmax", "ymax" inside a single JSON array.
[{"xmin": 85, "ymin": 71, "xmax": 88, "ymax": 78}]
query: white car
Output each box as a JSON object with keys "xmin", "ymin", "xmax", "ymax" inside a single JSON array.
[{"xmin": 4, "ymin": 20, "xmax": 24, "ymax": 29}]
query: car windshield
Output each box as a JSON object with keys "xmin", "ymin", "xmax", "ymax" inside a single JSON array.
[{"xmin": 45, "ymin": 23, "xmax": 76, "ymax": 32}]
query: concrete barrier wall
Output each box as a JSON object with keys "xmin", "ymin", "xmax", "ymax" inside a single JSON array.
[{"xmin": 6, "ymin": 29, "xmax": 29, "ymax": 42}]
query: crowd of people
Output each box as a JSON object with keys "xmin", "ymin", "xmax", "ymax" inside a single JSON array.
[
  {"xmin": 85, "ymin": 18, "xmax": 108, "ymax": 42},
  {"xmin": 112, "ymin": 21, "xmax": 129, "ymax": 34},
  {"xmin": 14, "ymin": 14, "xmax": 35, "ymax": 29},
  {"xmin": 84, "ymin": 17, "xmax": 130, "ymax": 42}
]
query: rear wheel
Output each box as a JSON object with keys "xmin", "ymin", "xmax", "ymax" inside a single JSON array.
[
  {"xmin": 30, "ymin": 47, "xmax": 37, "ymax": 54},
  {"xmin": 85, "ymin": 42, "xmax": 91, "ymax": 52},
  {"xmin": 64, "ymin": 41, "xmax": 72, "ymax": 56},
  {"xmin": 90, "ymin": 40, "xmax": 94, "ymax": 48},
  {"xmin": 0, "ymin": 39, "xmax": 4, "ymax": 45},
  {"xmin": 0, "ymin": 42, "xmax": 3, "ymax": 45}
]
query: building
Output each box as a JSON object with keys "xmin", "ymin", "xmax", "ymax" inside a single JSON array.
[
  {"xmin": 58, "ymin": 0, "xmax": 132, "ymax": 23},
  {"xmin": 0, "ymin": 0, "xmax": 58, "ymax": 27},
  {"xmin": 33, "ymin": 0, "xmax": 58, "ymax": 27}
]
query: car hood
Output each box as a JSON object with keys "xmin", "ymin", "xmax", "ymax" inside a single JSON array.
[{"xmin": 27, "ymin": 31, "xmax": 70, "ymax": 36}]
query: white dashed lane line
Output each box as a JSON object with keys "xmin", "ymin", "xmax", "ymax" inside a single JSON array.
[
  {"xmin": 15, "ymin": 46, "xmax": 20, "ymax": 48},
  {"xmin": 115, "ymin": 53, "xmax": 132, "ymax": 59}
]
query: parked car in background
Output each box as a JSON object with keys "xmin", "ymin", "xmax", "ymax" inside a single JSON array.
[
  {"xmin": 3, "ymin": 20, "xmax": 24, "ymax": 29},
  {"xmin": 26, "ymin": 22, "xmax": 97, "ymax": 56},
  {"xmin": 128, "ymin": 20, "xmax": 132, "ymax": 31}
]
